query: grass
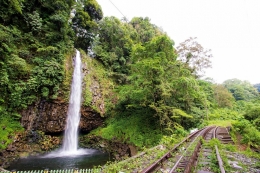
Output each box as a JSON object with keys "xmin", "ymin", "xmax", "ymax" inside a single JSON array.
[
  {"xmin": 60, "ymin": 49, "xmax": 74, "ymax": 102},
  {"xmin": 241, "ymin": 147, "xmax": 260, "ymax": 159},
  {"xmin": 90, "ymin": 110, "xmax": 164, "ymax": 148},
  {"xmin": 0, "ymin": 115, "xmax": 23, "ymax": 150},
  {"xmin": 101, "ymin": 143, "xmax": 178, "ymax": 172},
  {"xmin": 205, "ymin": 120, "xmax": 237, "ymax": 127}
]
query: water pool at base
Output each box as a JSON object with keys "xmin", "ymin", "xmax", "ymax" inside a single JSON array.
[{"xmin": 7, "ymin": 149, "xmax": 110, "ymax": 171}]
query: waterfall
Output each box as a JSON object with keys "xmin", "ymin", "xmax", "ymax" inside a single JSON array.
[
  {"xmin": 44, "ymin": 50, "xmax": 94, "ymax": 157},
  {"xmin": 61, "ymin": 49, "xmax": 82, "ymax": 152}
]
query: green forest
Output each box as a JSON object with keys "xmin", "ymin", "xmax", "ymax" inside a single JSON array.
[{"xmin": 0, "ymin": 0, "xmax": 260, "ymax": 161}]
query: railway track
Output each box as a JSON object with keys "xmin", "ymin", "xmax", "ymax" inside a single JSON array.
[
  {"xmin": 195, "ymin": 127, "xmax": 227, "ymax": 173},
  {"xmin": 137, "ymin": 126, "xmax": 233, "ymax": 173},
  {"xmin": 139, "ymin": 126, "xmax": 214, "ymax": 173},
  {"xmin": 104, "ymin": 127, "xmax": 211, "ymax": 173},
  {"xmin": 215, "ymin": 126, "xmax": 233, "ymax": 144}
]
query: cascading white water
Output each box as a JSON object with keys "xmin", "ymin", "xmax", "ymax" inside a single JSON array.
[
  {"xmin": 44, "ymin": 50, "xmax": 94, "ymax": 158},
  {"xmin": 61, "ymin": 49, "xmax": 82, "ymax": 153}
]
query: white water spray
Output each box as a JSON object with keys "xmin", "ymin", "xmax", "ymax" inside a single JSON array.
[
  {"xmin": 44, "ymin": 50, "xmax": 95, "ymax": 157},
  {"xmin": 61, "ymin": 49, "xmax": 82, "ymax": 153}
]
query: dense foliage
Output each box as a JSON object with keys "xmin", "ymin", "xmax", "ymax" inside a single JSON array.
[
  {"xmin": 223, "ymin": 79, "xmax": 259, "ymax": 101},
  {"xmin": 92, "ymin": 17, "xmax": 135, "ymax": 83}
]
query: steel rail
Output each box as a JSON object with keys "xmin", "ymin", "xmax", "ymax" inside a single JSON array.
[
  {"xmin": 169, "ymin": 126, "xmax": 215, "ymax": 173},
  {"xmin": 214, "ymin": 126, "xmax": 226, "ymax": 173},
  {"xmin": 141, "ymin": 127, "xmax": 208, "ymax": 173},
  {"xmin": 215, "ymin": 145, "xmax": 225, "ymax": 173}
]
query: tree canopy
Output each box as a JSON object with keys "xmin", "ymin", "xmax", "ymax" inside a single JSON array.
[
  {"xmin": 223, "ymin": 79, "xmax": 259, "ymax": 101},
  {"xmin": 177, "ymin": 37, "xmax": 212, "ymax": 77}
]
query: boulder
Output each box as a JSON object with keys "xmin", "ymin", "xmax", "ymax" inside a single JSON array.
[{"xmin": 80, "ymin": 106, "xmax": 104, "ymax": 132}]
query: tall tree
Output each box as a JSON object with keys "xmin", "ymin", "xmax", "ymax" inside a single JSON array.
[
  {"xmin": 72, "ymin": 0, "xmax": 103, "ymax": 51},
  {"xmin": 129, "ymin": 17, "xmax": 164, "ymax": 44},
  {"xmin": 119, "ymin": 34, "xmax": 206, "ymax": 131},
  {"xmin": 177, "ymin": 37, "xmax": 212, "ymax": 77},
  {"xmin": 213, "ymin": 84, "xmax": 234, "ymax": 108},
  {"xmin": 92, "ymin": 16, "xmax": 136, "ymax": 83}
]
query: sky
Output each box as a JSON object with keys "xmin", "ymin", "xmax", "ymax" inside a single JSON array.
[{"xmin": 96, "ymin": 0, "xmax": 260, "ymax": 84}]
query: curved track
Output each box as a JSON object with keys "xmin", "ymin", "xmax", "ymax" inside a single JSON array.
[
  {"xmin": 140, "ymin": 126, "xmax": 214, "ymax": 173},
  {"xmin": 140, "ymin": 126, "xmax": 233, "ymax": 173}
]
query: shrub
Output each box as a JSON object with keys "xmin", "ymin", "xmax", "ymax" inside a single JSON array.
[{"xmin": 232, "ymin": 119, "xmax": 260, "ymax": 149}]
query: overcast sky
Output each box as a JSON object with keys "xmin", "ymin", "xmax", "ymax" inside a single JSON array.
[{"xmin": 96, "ymin": 0, "xmax": 260, "ymax": 84}]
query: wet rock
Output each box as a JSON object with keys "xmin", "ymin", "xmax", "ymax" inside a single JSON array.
[
  {"xmin": 80, "ymin": 135, "xmax": 135, "ymax": 160},
  {"xmin": 20, "ymin": 100, "xmax": 104, "ymax": 133},
  {"xmin": 79, "ymin": 107, "xmax": 104, "ymax": 132},
  {"xmin": 19, "ymin": 152, "xmax": 29, "ymax": 158},
  {"xmin": 0, "ymin": 131, "xmax": 62, "ymax": 168}
]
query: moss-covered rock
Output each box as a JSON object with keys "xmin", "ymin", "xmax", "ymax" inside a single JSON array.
[{"xmin": 79, "ymin": 134, "xmax": 137, "ymax": 160}]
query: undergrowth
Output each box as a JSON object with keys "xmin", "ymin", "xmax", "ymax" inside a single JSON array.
[
  {"xmin": 232, "ymin": 119, "xmax": 260, "ymax": 150},
  {"xmin": 0, "ymin": 114, "xmax": 23, "ymax": 150},
  {"xmin": 101, "ymin": 146, "xmax": 168, "ymax": 172},
  {"xmin": 80, "ymin": 50, "xmax": 115, "ymax": 116},
  {"xmin": 90, "ymin": 108, "xmax": 163, "ymax": 148}
]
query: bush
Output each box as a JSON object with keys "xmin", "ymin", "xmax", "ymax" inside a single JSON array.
[
  {"xmin": 90, "ymin": 108, "xmax": 163, "ymax": 148},
  {"xmin": 244, "ymin": 106, "xmax": 260, "ymax": 121},
  {"xmin": 232, "ymin": 119, "xmax": 260, "ymax": 149},
  {"xmin": 208, "ymin": 108, "xmax": 243, "ymax": 120},
  {"xmin": 0, "ymin": 113, "xmax": 23, "ymax": 150}
]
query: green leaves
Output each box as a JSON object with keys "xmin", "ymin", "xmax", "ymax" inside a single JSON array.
[
  {"xmin": 31, "ymin": 59, "xmax": 64, "ymax": 97},
  {"xmin": 73, "ymin": 0, "xmax": 103, "ymax": 51},
  {"xmin": 92, "ymin": 108, "xmax": 162, "ymax": 148},
  {"xmin": 130, "ymin": 17, "xmax": 163, "ymax": 44},
  {"xmin": 232, "ymin": 119, "xmax": 260, "ymax": 148},
  {"xmin": 26, "ymin": 11, "xmax": 42, "ymax": 33},
  {"xmin": 0, "ymin": 113, "xmax": 23, "ymax": 150},
  {"xmin": 172, "ymin": 108, "xmax": 192, "ymax": 118},
  {"xmin": 83, "ymin": 0, "xmax": 103, "ymax": 20},
  {"xmin": 212, "ymin": 84, "xmax": 234, "ymax": 108},
  {"xmin": 10, "ymin": 0, "xmax": 23, "ymax": 14},
  {"xmin": 243, "ymin": 105, "xmax": 260, "ymax": 131},
  {"xmin": 8, "ymin": 54, "xmax": 29, "ymax": 76},
  {"xmin": 0, "ymin": 0, "xmax": 77, "ymax": 113},
  {"xmin": 92, "ymin": 16, "xmax": 134, "ymax": 82},
  {"xmin": 118, "ymin": 33, "xmax": 205, "ymax": 131},
  {"xmin": 177, "ymin": 37, "xmax": 212, "ymax": 77}
]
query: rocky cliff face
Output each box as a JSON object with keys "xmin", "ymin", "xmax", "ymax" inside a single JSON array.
[{"xmin": 20, "ymin": 100, "xmax": 104, "ymax": 133}]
